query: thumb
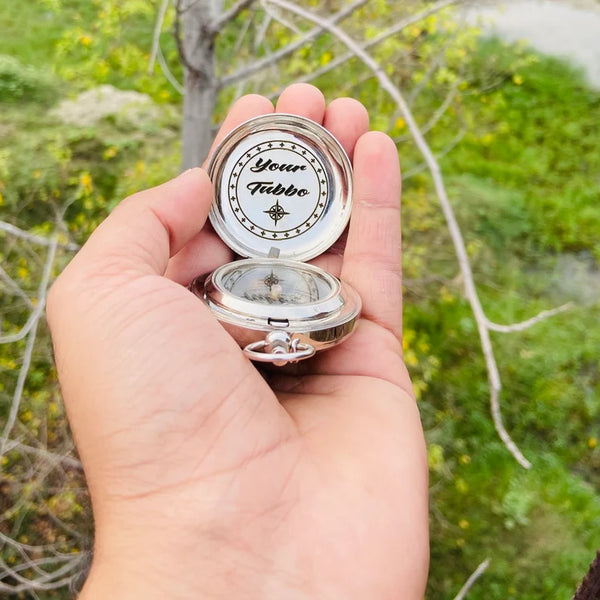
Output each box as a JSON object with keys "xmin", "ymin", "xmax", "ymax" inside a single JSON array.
[{"xmin": 73, "ymin": 168, "xmax": 213, "ymax": 278}]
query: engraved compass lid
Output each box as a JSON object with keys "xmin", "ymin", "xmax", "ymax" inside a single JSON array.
[{"xmin": 207, "ymin": 113, "xmax": 353, "ymax": 262}]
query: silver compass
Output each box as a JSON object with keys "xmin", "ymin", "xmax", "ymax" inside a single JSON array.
[{"xmin": 189, "ymin": 114, "xmax": 361, "ymax": 366}]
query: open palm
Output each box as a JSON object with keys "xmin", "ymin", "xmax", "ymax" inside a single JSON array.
[{"xmin": 48, "ymin": 84, "xmax": 428, "ymax": 600}]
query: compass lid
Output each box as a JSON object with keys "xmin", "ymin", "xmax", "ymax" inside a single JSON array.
[{"xmin": 207, "ymin": 113, "xmax": 353, "ymax": 262}]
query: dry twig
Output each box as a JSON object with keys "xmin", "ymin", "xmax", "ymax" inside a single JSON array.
[{"xmin": 453, "ymin": 558, "xmax": 491, "ymax": 600}]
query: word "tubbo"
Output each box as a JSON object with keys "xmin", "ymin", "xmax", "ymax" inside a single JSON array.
[{"xmin": 246, "ymin": 181, "xmax": 309, "ymax": 197}]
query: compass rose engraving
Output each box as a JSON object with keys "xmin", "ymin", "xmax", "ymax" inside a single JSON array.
[
  {"xmin": 227, "ymin": 140, "xmax": 327, "ymax": 240},
  {"xmin": 264, "ymin": 200, "xmax": 290, "ymax": 227}
]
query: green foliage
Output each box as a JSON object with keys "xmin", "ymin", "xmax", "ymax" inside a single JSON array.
[
  {"xmin": 0, "ymin": 55, "xmax": 57, "ymax": 103},
  {"xmin": 444, "ymin": 39, "xmax": 600, "ymax": 259}
]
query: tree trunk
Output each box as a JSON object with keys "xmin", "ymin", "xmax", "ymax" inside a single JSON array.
[
  {"xmin": 573, "ymin": 550, "xmax": 600, "ymax": 600},
  {"xmin": 180, "ymin": 0, "xmax": 223, "ymax": 170}
]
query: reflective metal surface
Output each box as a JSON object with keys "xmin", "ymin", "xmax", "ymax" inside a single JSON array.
[
  {"xmin": 208, "ymin": 114, "xmax": 352, "ymax": 262},
  {"xmin": 191, "ymin": 114, "xmax": 360, "ymax": 365},
  {"xmin": 190, "ymin": 258, "xmax": 361, "ymax": 338}
]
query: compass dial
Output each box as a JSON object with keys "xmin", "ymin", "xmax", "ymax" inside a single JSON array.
[{"xmin": 219, "ymin": 263, "xmax": 332, "ymax": 305}]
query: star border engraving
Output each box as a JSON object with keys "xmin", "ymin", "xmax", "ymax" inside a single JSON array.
[{"xmin": 227, "ymin": 140, "xmax": 328, "ymax": 241}]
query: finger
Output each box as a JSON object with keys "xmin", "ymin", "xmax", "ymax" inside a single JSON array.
[
  {"xmin": 163, "ymin": 95, "xmax": 273, "ymax": 280},
  {"xmin": 309, "ymin": 252, "xmax": 343, "ymax": 277},
  {"xmin": 70, "ymin": 168, "xmax": 213, "ymax": 279},
  {"xmin": 165, "ymin": 228, "xmax": 234, "ymax": 285},
  {"xmin": 341, "ymin": 131, "xmax": 403, "ymax": 340},
  {"xmin": 275, "ymin": 83, "xmax": 326, "ymax": 122},
  {"xmin": 322, "ymin": 97, "xmax": 369, "ymax": 161},
  {"xmin": 206, "ymin": 94, "xmax": 274, "ymax": 164}
]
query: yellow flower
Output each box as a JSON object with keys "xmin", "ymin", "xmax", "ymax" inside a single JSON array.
[
  {"xmin": 513, "ymin": 74, "xmax": 523, "ymax": 85},
  {"xmin": 481, "ymin": 133, "xmax": 495, "ymax": 146},
  {"xmin": 33, "ymin": 170, "xmax": 42, "ymax": 179},
  {"xmin": 320, "ymin": 52, "xmax": 332, "ymax": 66},
  {"xmin": 589, "ymin": 437, "xmax": 598, "ymax": 449},
  {"xmin": 455, "ymin": 478, "xmax": 469, "ymax": 494},
  {"xmin": 79, "ymin": 172, "xmax": 93, "ymax": 192},
  {"xmin": 103, "ymin": 146, "xmax": 118, "ymax": 160},
  {"xmin": 395, "ymin": 117, "xmax": 406, "ymax": 130},
  {"xmin": 459, "ymin": 519, "xmax": 469, "ymax": 530},
  {"xmin": 79, "ymin": 34, "xmax": 92, "ymax": 47}
]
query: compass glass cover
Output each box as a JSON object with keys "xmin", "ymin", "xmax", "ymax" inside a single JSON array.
[{"xmin": 215, "ymin": 262, "xmax": 337, "ymax": 306}]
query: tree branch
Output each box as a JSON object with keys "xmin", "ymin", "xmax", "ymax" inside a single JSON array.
[
  {"xmin": 148, "ymin": 0, "xmax": 171, "ymax": 74},
  {"xmin": 157, "ymin": 44, "xmax": 185, "ymax": 94},
  {"xmin": 0, "ymin": 300, "xmax": 46, "ymax": 344},
  {"xmin": 0, "ymin": 263, "xmax": 33, "ymax": 308},
  {"xmin": 265, "ymin": 0, "xmax": 533, "ymax": 469},
  {"xmin": 0, "ymin": 239, "xmax": 57, "ymax": 457},
  {"xmin": 294, "ymin": 0, "xmax": 461, "ymax": 90},
  {"xmin": 486, "ymin": 303, "xmax": 573, "ymax": 333},
  {"xmin": 260, "ymin": 0, "xmax": 301, "ymax": 35},
  {"xmin": 453, "ymin": 558, "xmax": 490, "ymax": 600},
  {"xmin": 0, "ymin": 221, "xmax": 78, "ymax": 252},
  {"xmin": 401, "ymin": 126, "xmax": 467, "ymax": 179},
  {"xmin": 3, "ymin": 440, "xmax": 82, "ymax": 470},
  {"xmin": 212, "ymin": 0, "xmax": 256, "ymax": 32},
  {"xmin": 219, "ymin": 0, "xmax": 368, "ymax": 88}
]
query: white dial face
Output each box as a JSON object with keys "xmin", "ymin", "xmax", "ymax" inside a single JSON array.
[
  {"xmin": 218, "ymin": 263, "xmax": 334, "ymax": 306},
  {"xmin": 208, "ymin": 115, "xmax": 352, "ymax": 262},
  {"xmin": 227, "ymin": 140, "xmax": 328, "ymax": 241}
]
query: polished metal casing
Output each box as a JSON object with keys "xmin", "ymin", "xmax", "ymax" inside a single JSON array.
[
  {"xmin": 189, "ymin": 258, "xmax": 361, "ymax": 354},
  {"xmin": 207, "ymin": 114, "xmax": 353, "ymax": 261},
  {"xmin": 191, "ymin": 113, "xmax": 361, "ymax": 364}
]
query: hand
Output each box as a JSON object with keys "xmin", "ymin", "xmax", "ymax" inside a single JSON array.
[{"xmin": 47, "ymin": 84, "xmax": 428, "ymax": 600}]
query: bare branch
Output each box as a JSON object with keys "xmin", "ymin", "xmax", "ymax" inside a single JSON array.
[
  {"xmin": 0, "ymin": 221, "xmax": 79, "ymax": 252},
  {"xmin": 486, "ymin": 303, "xmax": 574, "ymax": 333},
  {"xmin": 0, "ymin": 550, "xmax": 83, "ymax": 592},
  {"xmin": 453, "ymin": 559, "xmax": 491, "ymax": 600},
  {"xmin": 295, "ymin": 0, "xmax": 461, "ymax": 89},
  {"xmin": 0, "ymin": 300, "xmax": 46, "ymax": 344},
  {"xmin": 212, "ymin": 0, "xmax": 256, "ymax": 32},
  {"xmin": 0, "ymin": 239, "xmax": 58, "ymax": 457},
  {"xmin": 0, "ymin": 263, "xmax": 33, "ymax": 308},
  {"xmin": 408, "ymin": 26, "xmax": 458, "ymax": 106},
  {"xmin": 265, "ymin": 0, "xmax": 532, "ymax": 469},
  {"xmin": 219, "ymin": 0, "xmax": 368, "ymax": 88},
  {"xmin": 417, "ymin": 79, "xmax": 461, "ymax": 137},
  {"xmin": 401, "ymin": 127, "xmax": 467, "ymax": 179},
  {"xmin": 157, "ymin": 45, "xmax": 185, "ymax": 94},
  {"xmin": 148, "ymin": 0, "xmax": 171, "ymax": 74},
  {"xmin": 0, "ymin": 532, "xmax": 79, "ymax": 557},
  {"xmin": 261, "ymin": 1, "xmax": 301, "ymax": 35},
  {"xmin": 232, "ymin": 4, "xmax": 254, "ymax": 54},
  {"xmin": 3, "ymin": 440, "xmax": 82, "ymax": 470}
]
